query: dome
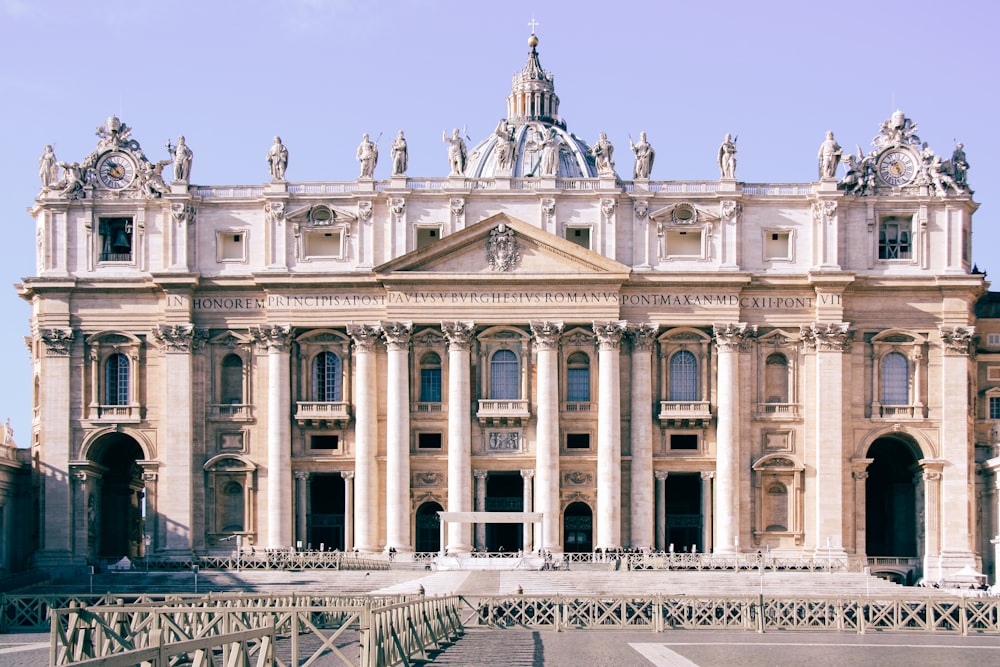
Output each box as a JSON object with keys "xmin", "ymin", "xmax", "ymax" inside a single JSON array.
[{"xmin": 464, "ymin": 34, "xmax": 598, "ymax": 179}]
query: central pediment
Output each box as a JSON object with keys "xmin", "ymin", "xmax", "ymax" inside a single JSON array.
[{"xmin": 374, "ymin": 213, "xmax": 631, "ymax": 281}]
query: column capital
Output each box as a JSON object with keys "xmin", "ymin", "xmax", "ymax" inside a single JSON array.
[
  {"xmin": 381, "ymin": 321, "xmax": 413, "ymax": 350},
  {"xmin": 340, "ymin": 470, "xmax": 355, "ymax": 480},
  {"xmin": 442, "ymin": 321, "xmax": 475, "ymax": 350},
  {"xmin": 473, "ymin": 469, "xmax": 488, "ymax": 479},
  {"xmin": 521, "ymin": 469, "xmax": 535, "ymax": 479},
  {"xmin": 850, "ymin": 457, "xmax": 874, "ymax": 475},
  {"xmin": 250, "ymin": 324, "xmax": 293, "ymax": 353},
  {"xmin": 654, "ymin": 470, "xmax": 669, "ymax": 481},
  {"xmin": 530, "ymin": 321, "xmax": 564, "ymax": 350},
  {"xmin": 347, "ymin": 324, "xmax": 381, "ymax": 352},
  {"xmin": 593, "ymin": 320, "xmax": 627, "ymax": 350},
  {"xmin": 713, "ymin": 322, "xmax": 757, "ymax": 352},
  {"xmin": 939, "ymin": 325, "xmax": 975, "ymax": 356},
  {"xmin": 40, "ymin": 328, "xmax": 74, "ymax": 356},
  {"xmin": 294, "ymin": 471, "xmax": 310, "ymax": 481},
  {"xmin": 700, "ymin": 470, "xmax": 715, "ymax": 481},
  {"xmin": 152, "ymin": 323, "xmax": 207, "ymax": 353},
  {"xmin": 628, "ymin": 323, "xmax": 658, "ymax": 350},
  {"xmin": 800, "ymin": 322, "xmax": 853, "ymax": 352}
]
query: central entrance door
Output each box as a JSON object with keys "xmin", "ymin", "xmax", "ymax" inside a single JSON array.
[
  {"xmin": 308, "ymin": 474, "xmax": 345, "ymax": 550},
  {"xmin": 664, "ymin": 473, "xmax": 703, "ymax": 552},
  {"xmin": 485, "ymin": 472, "xmax": 523, "ymax": 551}
]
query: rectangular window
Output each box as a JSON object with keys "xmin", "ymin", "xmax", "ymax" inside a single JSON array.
[
  {"xmin": 764, "ymin": 231, "xmax": 791, "ymax": 261},
  {"xmin": 417, "ymin": 227, "xmax": 441, "ymax": 249},
  {"xmin": 666, "ymin": 229, "xmax": 703, "ymax": 257},
  {"xmin": 304, "ymin": 229, "xmax": 344, "ymax": 259},
  {"xmin": 217, "ymin": 230, "xmax": 248, "ymax": 262},
  {"xmin": 566, "ymin": 227, "xmax": 591, "ymax": 249},
  {"xmin": 418, "ymin": 433, "xmax": 442, "ymax": 449},
  {"xmin": 566, "ymin": 368, "xmax": 590, "ymax": 402},
  {"xmin": 420, "ymin": 368, "xmax": 442, "ymax": 403},
  {"xmin": 988, "ymin": 366, "xmax": 1000, "ymax": 381},
  {"xmin": 310, "ymin": 434, "xmax": 339, "ymax": 450},
  {"xmin": 878, "ymin": 217, "xmax": 912, "ymax": 260},
  {"xmin": 987, "ymin": 335, "xmax": 1000, "ymax": 347},
  {"xmin": 566, "ymin": 433, "xmax": 590, "ymax": 449},
  {"xmin": 990, "ymin": 396, "xmax": 1000, "ymax": 420},
  {"xmin": 99, "ymin": 217, "xmax": 133, "ymax": 262},
  {"xmin": 670, "ymin": 434, "xmax": 698, "ymax": 450}
]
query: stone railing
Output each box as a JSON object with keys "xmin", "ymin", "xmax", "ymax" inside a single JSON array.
[
  {"xmin": 412, "ymin": 402, "xmax": 446, "ymax": 414},
  {"xmin": 295, "ymin": 401, "xmax": 351, "ymax": 425},
  {"xmin": 477, "ymin": 399, "xmax": 530, "ymax": 423},
  {"xmin": 875, "ymin": 404, "xmax": 923, "ymax": 419},
  {"xmin": 561, "ymin": 401, "xmax": 594, "ymax": 413},
  {"xmin": 754, "ymin": 402, "xmax": 799, "ymax": 418},
  {"xmin": 87, "ymin": 405, "xmax": 141, "ymax": 423},
  {"xmin": 207, "ymin": 403, "xmax": 254, "ymax": 421}
]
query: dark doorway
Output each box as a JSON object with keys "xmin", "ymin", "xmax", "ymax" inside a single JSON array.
[
  {"xmin": 866, "ymin": 437, "xmax": 919, "ymax": 557},
  {"xmin": 485, "ymin": 472, "xmax": 523, "ymax": 551},
  {"xmin": 563, "ymin": 502, "xmax": 593, "ymax": 552},
  {"xmin": 90, "ymin": 434, "xmax": 144, "ymax": 560},
  {"xmin": 308, "ymin": 474, "xmax": 345, "ymax": 550},
  {"xmin": 665, "ymin": 473, "xmax": 703, "ymax": 553},
  {"xmin": 415, "ymin": 502, "xmax": 443, "ymax": 553}
]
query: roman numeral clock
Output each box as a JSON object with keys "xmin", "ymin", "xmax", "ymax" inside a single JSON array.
[
  {"xmin": 877, "ymin": 149, "xmax": 917, "ymax": 186},
  {"xmin": 96, "ymin": 152, "xmax": 137, "ymax": 190}
]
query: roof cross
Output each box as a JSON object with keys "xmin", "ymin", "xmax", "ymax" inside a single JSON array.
[{"xmin": 528, "ymin": 16, "xmax": 539, "ymax": 35}]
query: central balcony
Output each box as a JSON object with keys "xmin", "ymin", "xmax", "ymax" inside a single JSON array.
[
  {"xmin": 658, "ymin": 401, "xmax": 712, "ymax": 428},
  {"xmin": 88, "ymin": 404, "xmax": 142, "ymax": 424},
  {"xmin": 295, "ymin": 401, "xmax": 351, "ymax": 428},
  {"xmin": 477, "ymin": 399, "xmax": 530, "ymax": 426}
]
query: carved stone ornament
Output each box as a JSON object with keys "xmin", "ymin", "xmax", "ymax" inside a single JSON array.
[
  {"xmin": 414, "ymin": 472, "xmax": 441, "ymax": 487},
  {"xmin": 381, "ymin": 321, "xmax": 412, "ymax": 350},
  {"xmin": 250, "ymin": 324, "xmax": 293, "ymax": 353},
  {"xmin": 486, "ymin": 223, "xmax": 521, "ymax": 272},
  {"xmin": 628, "ymin": 323, "xmax": 659, "ymax": 350},
  {"xmin": 713, "ymin": 322, "xmax": 757, "ymax": 352},
  {"xmin": 811, "ymin": 200, "xmax": 837, "ymax": 224},
  {"xmin": 357, "ymin": 201, "xmax": 373, "ymax": 222},
  {"xmin": 264, "ymin": 201, "xmax": 286, "ymax": 224},
  {"xmin": 441, "ymin": 321, "xmax": 475, "ymax": 350},
  {"xmin": 347, "ymin": 324, "xmax": 381, "ymax": 352},
  {"xmin": 562, "ymin": 330, "xmax": 594, "ymax": 348},
  {"xmin": 564, "ymin": 471, "xmax": 593, "ymax": 486},
  {"xmin": 41, "ymin": 328, "xmax": 74, "ymax": 356},
  {"xmin": 720, "ymin": 200, "xmax": 742, "ymax": 222},
  {"xmin": 388, "ymin": 197, "xmax": 405, "ymax": 217},
  {"xmin": 939, "ymin": 325, "xmax": 975, "ymax": 356},
  {"xmin": 593, "ymin": 320, "xmax": 627, "ymax": 350},
  {"xmin": 633, "ymin": 200, "xmax": 649, "ymax": 219},
  {"xmin": 872, "ymin": 110, "xmax": 921, "ymax": 149},
  {"xmin": 800, "ymin": 322, "xmax": 854, "ymax": 352},
  {"xmin": 171, "ymin": 202, "xmax": 195, "ymax": 226},
  {"xmin": 413, "ymin": 329, "xmax": 446, "ymax": 348},
  {"xmin": 152, "ymin": 324, "xmax": 207, "ymax": 352},
  {"xmin": 530, "ymin": 320, "xmax": 564, "ymax": 350},
  {"xmin": 601, "ymin": 198, "xmax": 617, "ymax": 218},
  {"xmin": 450, "ymin": 198, "xmax": 465, "ymax": 217},
  {"xmin": 487, "ymin": 431, "xmax": 520, "ymax": 451},
  {"xmin": 540, "ymin": 198, "xmax": 555, "ymax": 220}
]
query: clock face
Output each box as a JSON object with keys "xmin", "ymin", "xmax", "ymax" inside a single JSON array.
[
  {"xmin": 878, "ymin": 150, "xmax": 916, "ymax": 186},
  {"xmin": 97, "ymin": 153, "xmax": 136, "ymax": 189}
]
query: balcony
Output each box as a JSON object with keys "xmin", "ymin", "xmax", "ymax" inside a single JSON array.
[
  {"xmin": 412, "ymin": 402, "xmax": 446, "ymax": 415},
  {"xmin": 561, "ymin": 402, "xmax": 595, "ymax": 414},
  {"xmin": 477, "ymin": 399, "xmax": 530, "ymax": 426},
  {"xmin": 207, "ymin": 403, "xmax": 255, "ymax": 422},
  {"xmin": 754, "ymin": 402, "xmax": 800, "ymax": 420},
  {"xmin": 88, "ymin": 404, "xmax": 142, "ymax": 424},
  {"xmin": 295, "ymin": 401, "xmax": 351, "ymax": 427},
  {"xmin": 658, "ymin": 401, "xmax": 712, "ymax": 428},
  {"xmin": 873, "ymin": 404, "xmax": 924, "ymax": 420}
]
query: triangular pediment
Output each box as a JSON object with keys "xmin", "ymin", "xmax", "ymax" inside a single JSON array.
[{"xmin": 374, "ymin": 213, "xmax": 631, "ymax": 280}]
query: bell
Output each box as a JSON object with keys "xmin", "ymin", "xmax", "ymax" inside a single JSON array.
[{"xmin": 111, "ymin": 228, "xmax": 131, "ymax": 253}]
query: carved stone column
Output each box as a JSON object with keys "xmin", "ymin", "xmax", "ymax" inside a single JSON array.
[
  {"xmin": 850, "ymin": 459, "xmax": 873, "ymax": 558},
  {"xmin": 654, "ymin": 471, "xmax": 668, "ymax": 551},
  {"xmin": 443, "ymin": 321, "xmax": 475, "ymax": 552},
  {"xmin": 383, "ymin": 322, "xmax": 413, "ymax": 552},
  {"xmin": 594, "ymin": 321, "xmax": 626, "ymax": 549},
  {"xmin": 700, "ymin": 471, "xmax": 714, "ymax": 553},
  {"xmin": 713, "ymin": 323, "xmax": 756, "ymax": 553},
  {"xmin": 341, "ymin": 471, "xmax": 355, "ymax": 552},
  {"xmin": 937, "ymin": 326, "xmax": 977, "ymax": 572},
  {"xmin": 36, "ymin": 329, "xmax": 74, "ymax": 566},
  {"xmin": 474, "ymin": 469, "xmax": 487, "ymax": 551},
  {"xmin": 630, "ymin": 324, "xmax": 658, "ymax": 550},
  {"xmin": 521, "ymin": 469, "xmax": 534, "ymax": 552},
  {"xmin": 530, "ymin": 320, "xmax": 563, "ymax": 552},
  {"xmin": 153, "ymin": 324, "xmax": 205, "ymax": 553},
  {"xmin": 295, "ymin": 472, "xmax": 309, "ymax": 548},
  {"xmin": 801, "ymin": 322, "xmax": 852, "ymax": 557},
  {"xmin": 919, "ymin": 460, "xmax": 946, "ymax": 578},
  {"xmin": 251, "ymin": 325, "xmax": 292, "ymax": 549},
  {"xmin": 348, "ymin": 324, "xmax": 380, "ymax": 552}
]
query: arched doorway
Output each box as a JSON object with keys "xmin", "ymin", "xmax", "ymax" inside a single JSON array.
[
  {"xmin": 866, "ymin": 436, "xmax": 920, "ymax": 558},
  {"xmin": 563, "ymin": 502, "xmax": 593, "ymax": 552},
  {"xmin": 88, "ymin": 433, "xmax": 145, "ymax": 560},
  {"xmin": 308, "ymin": 474, "xmax": 345, "ymax": 550},
  {"xmin": 415, "ymin": 501, "xmax": 443, "ymax": 553}
]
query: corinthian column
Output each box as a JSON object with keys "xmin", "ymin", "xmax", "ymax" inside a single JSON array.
[
  {"xmin": 443, "ymin": 321, "xmax": 475, "ymax": 552},
  {"xmin": 594, "ymin": 320, "xmax": 626, "ymax": 549},
  {"xmin": 629, "ymin": 323, "xmax": 657, "ymax": 550},
  {"xmin": 712, "ymin": 322, "xmax": 756, "ymax": 554},
  {"xmin": 801, "ymin": 322, "xmax": 853, "ymax": 557},
  {"xmin": 530, "ymin": 320, "xmax": 563, "ymax": 552},
  {"xmin": 382, "ymin": 321, "xmax": 412, "ymax": 552},
  {"xmin": 348, "ymin": 324, "xmax": 380, "ymax": 552},
  {"xmin": 251, "ymin": 324, "xmax": 293, "ymax": 549}
]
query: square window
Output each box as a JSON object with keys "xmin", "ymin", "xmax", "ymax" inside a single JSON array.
[
  {"xmin": 878, "ymin": 216, "xmax": 912, "ymax": 260},
  {"xmin": 566, "ymin": 433, "xmax": 590, "ymax": 449},
  {"xmin": 304, "ymin": 229, "xmax": 344, "ymax": 259},
  {"xmin": 666, "ymin": 229, "xmax": 702, "ymax": 257},
  {"xmin": 566, "ymin": 227, "xmax": 590, "ymax": 249},
  {"xmin": 418, "ymin": 433, "xmax": 442, "ymax": 449},
  {"xmin": 764, "ymin": 231, "xmax": 791, "ymax": 261},
  {"xmin": 217, "ymin": 230, "xmax": 248, "ymax": 262},
  {"xmin": 670, "ymin": 434, "xmax": 698, "ymax": 450},
  {"xmin": 310, "ymin": 435, "xmax": 339, "ymax": 450},
  {"xmin": 417, "ymin": 227, "xmax": 441, "ymax": 249},
  {"xmin": 99, "ymin": 217, "xmax": 133, "ymax": 262}
]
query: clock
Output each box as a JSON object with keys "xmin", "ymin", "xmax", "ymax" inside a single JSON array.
[
  {"xmin": 96, "ymin": 153, "xmax": 136, "ymax": 189},
  {"xmin": 877, "ymin": 150, "xmax": 916, "ymax": 186}
]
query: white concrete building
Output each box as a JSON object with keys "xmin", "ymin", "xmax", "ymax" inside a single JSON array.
[{"xmin": 19, "ymin": 34, "xmax": 1000, "ymax": 584}]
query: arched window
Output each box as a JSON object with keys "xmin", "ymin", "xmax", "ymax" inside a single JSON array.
[
  {"xmin": 765, "ymin": 482, "xmax": 788, "ymax": 531},
  {"xmin": 490, "ymin": 349, "xmax": 519, "ymax": 400},
  {"xmin": 669, "ymin": 350, "xmax": 697, "ymax": 402},
  {"xmin": 312, "ymin": 351, "xmax": 342, "ymax": 402},
  {"xmin": 105, "ymin": 353, "xmax": 130, "ymax": 405},
  {"xmin": 220, "ymin": 354, "xmax": 243, "ymax": 404},
  {"xmin": 419, "ymin": 352, "xmax": 442, "ymax": 403},
  {"xmin": 566, "ymin": 352, "xmax": 590, "ymax": 402},
  {"xmin": 881, "ymin": 352, "xmax": 909, "ymax": 406},
  {"xmin": 764, "ymin": 353, "xmax": 789, "ymax": 403}
]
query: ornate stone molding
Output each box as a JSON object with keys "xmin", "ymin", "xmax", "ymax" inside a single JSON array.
[
  {"xmin": 347, "ymin": 324, "xmax": 380, "ymax": 353},
  {"xmin": 170, "ymin": 202, "xmax": 195, "ymax": 225},
  {"xmin": 800, "ymin": 322, "xmax": 854, "ymax": 352},
  {"xmin": 713, "ymin": 322, "xmax": 757, "ymax": 352},
  {"xmin": 939, "ymin": 325, "xmax": 975, "ymax": 356},
  {"xmin": 593, "ymin": 320, "xmax": 627, "ymax": 350},
  {"xmin": 442, "ymin": 321, "xmax": 475, "ymax": 350},
  {"xmin": 450, "ymin": 197, "xmax": 465, "ymax": 217},
  {"xmin": 487, "ymin": 223, "xmax": 520, "ymax": 272},
  {"xmin": 415, "ymin": 471, "xmax": 442, "ymax": 487},
  {"xmin": 720, "ymin": 200, "xmax": 742, "ymax": 222},
  {"xmin": 357, "ymin": 200, "xmax": 373, "ymax": 222},
  {"xmin": 264, "ymin": 201, "xmax": 285, "ymax": 224},
  {"xmin": 530, "ymin": 321, "xmax": 564, "ymax": 350},
  {"xmin": 387, "ymin": 197, "xmax": 405, "ymax": 218},
  {"xmin": 250, "ymin": 324, "xmax": 293, "ymax": 353},
  {"xmin": 413, "ymin": 329, "xmax": 446, "ymax": 348},
  {"xmin": 540, "ymin": 198, "xmax": 555, "ymax": 222},
  {"xmin": 601, "ymin": 198, "xmax": 617, "ymax": 219},
  {"xmin": 41, "ymin": 328, "xmax": 74, "ymax": 356},
  {"xmin": 633, "ymin": 200, "xmax": 649, "ymax": 220},
  {"xmin": 811, "ymin": 200, "xmax": 837, "ymax": 225},
  {"xmin": 564, "ymin": 471, "xmax": 593, "ymax": 486},
  {"xmin": 628, "ymin": 323, "xmax": 658, "ymax": 350},
  {"xmin": 152, "ymin": 324, "xmax": 207, "ymax": 352},
  {"xmin": 381, "ymin": 321, "xmax": 412, "ymax": 350}
]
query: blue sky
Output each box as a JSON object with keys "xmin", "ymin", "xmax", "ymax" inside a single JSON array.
[{"xmin": 0, "ymin": 0, "xmax": 996, "ymax": 441}]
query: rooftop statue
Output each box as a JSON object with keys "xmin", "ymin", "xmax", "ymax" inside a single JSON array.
[
  {"xmin": 630, "ymin": 131, "xmax": 654, "ymax": 179},
  {"xmin": 590, "ymin": 132, "xmax": 615, "ymax": 177},
  {"xmin": 168, "ymin": 135, "xmax": 193, "ymax": 182},
  {"xmin": 539, "ymin": 127, "xmax": 561, "ymax": 177},
  {"xmin": 96, "ymin": 116, "xmax": 132, "ymax": 151},
  {"xmin": 56, "ymin": 161, "xmax": 86, "ymax": 199},
  {"xmin": 38, "ymin": 145, "xmax": 58, "ymax": 191},
  {"xmin": 873, "ymin": 109, "xmax": 921, "ymax": 148},
  {"xmin": 718, "ymin": 133, "xmax": 737, "ymax": 179},
  {"xmin": 357, "ymin": 133, "xmax": 378, "ymax": 179},
  {"xmin": 817, "ymin": 131, "xmax": 842, "ymax": 179},
  {"xmin": 951, "ymin": 143, "xmax": 969, "ymax": 190},
  {"xmin": 267, "ymin": 136, "xmax": 288, "ymax": 181},
  {"xmin": 391, "ymin": 131, "xmax": 408, "ymax": 176},
  {"xmin": 443, "ymin": 128, "xmax": 467, "ymax": 176},
  {"xmin": 494, "ymin": 120, "xmax": 515, "ymax": 173}
]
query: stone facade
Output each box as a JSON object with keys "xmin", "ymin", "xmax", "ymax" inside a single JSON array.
[{"xmin": 18, "ymin": 35, "xmax": 1000, "ymax": 584}]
